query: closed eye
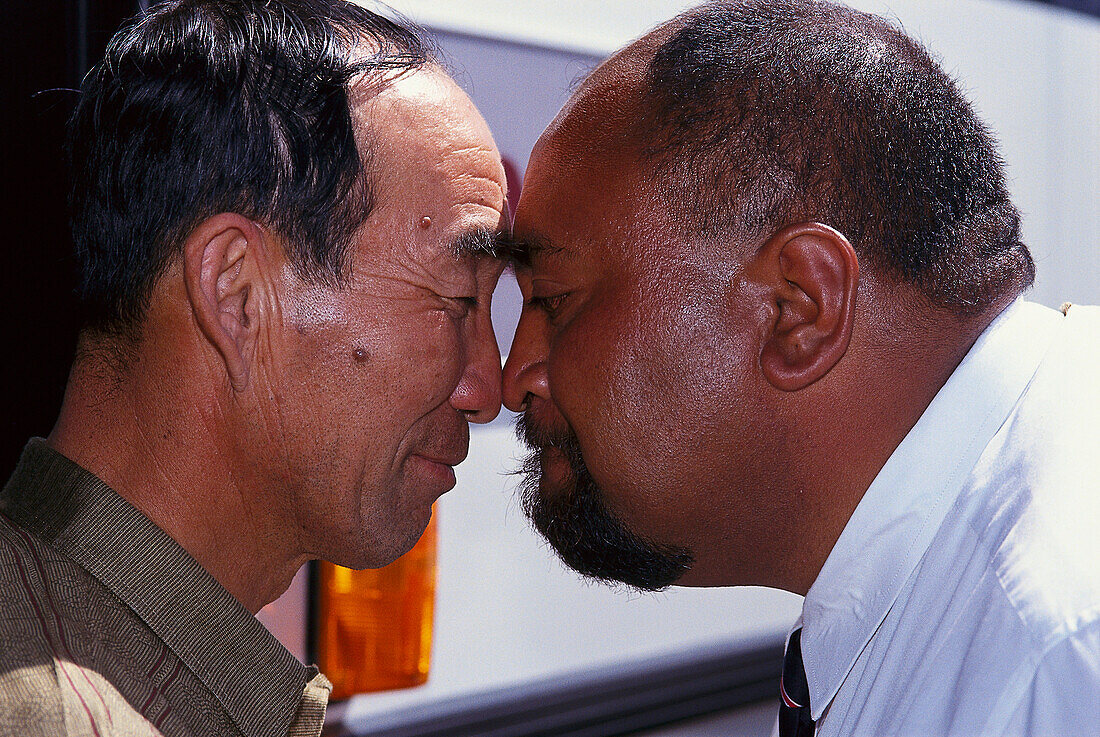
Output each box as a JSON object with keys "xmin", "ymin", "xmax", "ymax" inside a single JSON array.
[
  {"xmin": 528, "ymin": 293, "xmax": 567, "ymax": 317},
  {"xmin": 439, "ymin": 295, "xmax": 478, "ymax": 318}
]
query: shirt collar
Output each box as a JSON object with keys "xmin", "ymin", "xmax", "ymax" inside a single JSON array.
[
  {"xmin": 0, "ymin": 439, "xmax": 320, "ymax": 737},
  {"xmin": 798, "ymin": 298, "xmax": 1067, "ymax": 720}
]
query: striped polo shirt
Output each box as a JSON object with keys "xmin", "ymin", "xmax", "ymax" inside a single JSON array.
[{"xmin": 0, "ymin": 439, "xmax": 331, "ymax": 736}]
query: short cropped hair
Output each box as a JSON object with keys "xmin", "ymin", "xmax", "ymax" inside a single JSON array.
[
  {"xmin": 68, "ymin": 0, "xmax": 432, "ymax": 330},
  {"xmin": 642, "ymin": 0, "xmax": 1035, "ymax": 312}
]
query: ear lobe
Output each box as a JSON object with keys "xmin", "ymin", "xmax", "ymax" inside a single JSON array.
[
  {"xmin": 183, "ymin": 214, "xmax": 268, "ymax": 392},
  {"xmin": 759, "ymin": 223, "xmax": 859, "ymax": 392}
]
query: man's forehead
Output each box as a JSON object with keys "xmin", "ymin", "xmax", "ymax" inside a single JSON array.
[
  {"xmin": 512, "ymin": 138, "xmax": 659, "ymax": 270},
  {"xmin": 344, "ymin": 63, "xmax": 508, "ymax": 255},
  {"xmin": 353, "ymin": 66, "xmax": 485, "ymax": 148},
  {"xmin": 535, "ymin": 14, "xmax": 685, "ymax": 158},
  {"xmin": 509, "ymin": 19, "xmax": 697, "ymax": 272}
]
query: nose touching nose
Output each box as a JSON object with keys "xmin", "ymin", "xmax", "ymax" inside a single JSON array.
[{"xmin": 452, "ymin": 298, "xmax": 553, "ymax": 421}]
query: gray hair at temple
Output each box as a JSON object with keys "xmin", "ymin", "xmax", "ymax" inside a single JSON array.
[{"xmin": 67, "ymin": 0, "xmax": 435, "ymax": 334}]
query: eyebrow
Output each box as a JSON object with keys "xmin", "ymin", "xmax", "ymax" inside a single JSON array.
[
  {"xmin": 450, "ymin": 228, "xmax": 508, "ymax": 259},
  {"xmin": 495, "ymin": 231, "xmax": 562, "ymax": 267}
]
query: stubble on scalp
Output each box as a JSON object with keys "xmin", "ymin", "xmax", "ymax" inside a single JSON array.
[{"xmin": 515, "ymin": 414, "xmax": 693, "ymax": 592}]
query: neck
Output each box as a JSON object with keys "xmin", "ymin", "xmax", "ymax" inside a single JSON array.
[
  {"xmin": 773, "ymin": 295, "xmax": 1016, "ymax": 595},
  {"xmin": 48, "ymin": 338, "xmax": 305, "ymax": 613}
]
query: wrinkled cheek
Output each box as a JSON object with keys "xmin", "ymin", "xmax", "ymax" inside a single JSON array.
[{"xmin": 413, "ymin": 320, "xmax": 468, "ymax": 403}]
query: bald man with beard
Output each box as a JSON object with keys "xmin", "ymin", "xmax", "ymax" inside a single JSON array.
[{"xmin": 502, "ymin": 1, "xmax": 1100, "ymax": 735}]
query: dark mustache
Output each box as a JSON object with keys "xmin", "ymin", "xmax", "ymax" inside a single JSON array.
[
  {"xmin": 515, "ymin": 411, "xmax": 571, "ymax": 451},
  {"xmin": 514, "ymin": 412, "xmax": 590, "ymax": 482},
  {"xmin": 512, "ymin": 410, "xmax": 694, "ymax": 592}
]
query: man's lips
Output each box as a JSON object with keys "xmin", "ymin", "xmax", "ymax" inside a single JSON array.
[
  {"xmin": 408, "ymin": 454, "xmax": 460, "ymax": 490},
  {"xmin": 413, "ymin": 450, "xmax": 467, "ymax": 467},
  {"xmin": 534, "ymin": 444, "xmax": 574, "ymax": 492}
]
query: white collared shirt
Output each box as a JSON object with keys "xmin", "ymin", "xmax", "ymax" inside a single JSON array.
[{"xmin": 792, "ymin": 299, "xmax": 1100, "ymax": 736}]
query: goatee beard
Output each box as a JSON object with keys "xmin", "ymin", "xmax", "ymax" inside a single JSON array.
[{"xmin": 514, "ymin": 413, "xmax": 693, "ymax": 591}]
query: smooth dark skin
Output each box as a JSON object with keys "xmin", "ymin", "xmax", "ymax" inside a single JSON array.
[{"xmin": 502, "ymin": 24, "xmax": 1012, "ymax": 596}]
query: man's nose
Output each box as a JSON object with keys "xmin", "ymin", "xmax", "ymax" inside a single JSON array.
[
  {"xmin": 450, "ymin": 312, "xmax": 502, "ymax": 424},
  {"xmin": 502, "ymin": 312, "xmax": 550, "ymax": 413}
]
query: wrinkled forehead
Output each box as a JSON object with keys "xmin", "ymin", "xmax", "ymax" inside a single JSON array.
[
  {"xmin": 351, "ymin": 65, "xmax": 506, "ymax": 220},
  {"xmin": 352, "ymin": 65, "xmax": 497, "ymax": 164}
]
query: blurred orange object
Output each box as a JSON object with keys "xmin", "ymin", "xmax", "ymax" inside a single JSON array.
[{"xmin": 316, "ymin": 515, "xmax": 437, "ymax": 698}]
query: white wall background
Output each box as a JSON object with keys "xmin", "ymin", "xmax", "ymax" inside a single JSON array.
[{"xmin": 308, "ymin": 0, "xmax": 1099, "ymax": 723}]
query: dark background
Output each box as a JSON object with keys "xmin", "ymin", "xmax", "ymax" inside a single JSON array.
[
  {"xmin": 1050, "ymin": 0, "xmax": 1100, "ymax": 14},
  {"xmin": 0, "ymin": 0, "xmax": 1096, "ymax": 482},
  {"xmin": 0, "ymin": 0, "xmax": 141, "ymax": 480}
]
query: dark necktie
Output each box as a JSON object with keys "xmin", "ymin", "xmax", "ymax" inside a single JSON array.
[{"xmin": 779, "ymin": 628, "xmax": 816, "ymax": 737}]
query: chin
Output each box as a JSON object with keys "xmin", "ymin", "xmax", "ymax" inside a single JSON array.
[
  {"xmin": 668, "ymin": 566, "xmax": 725, "ymax": 588},
  {"xmin": 327, "ymin": 545, "xmax": 401, "ymax": 571},
  {"xmin": 315, "ymin": 522, "xmax": 413, "ymax": 571}
]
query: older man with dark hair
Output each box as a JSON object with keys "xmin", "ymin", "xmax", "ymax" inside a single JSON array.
[
  {"xmin": 0, "ymin": 1, "xmax": 507, "ymax": 734},
  {"xmin": 503, "ymin": 1, "xmax": 1099, "ymax": 735}
]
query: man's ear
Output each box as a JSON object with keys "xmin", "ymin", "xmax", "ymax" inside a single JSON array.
[
  {"xmin": 183, "ymin": 213, "xmax": 270, "ymax": 392},
  {"xmin": 757, "ymin": 222, "xmax": 859, "ymax": 392}
]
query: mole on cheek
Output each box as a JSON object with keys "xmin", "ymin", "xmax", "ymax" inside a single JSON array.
[
  {"xmin": 352, "ymin": 348, "xmax": 370, "ymax": 363},
  {"xmin": 418, "ymin": 216, "xmax": 432, "ymax": 230}
]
